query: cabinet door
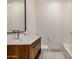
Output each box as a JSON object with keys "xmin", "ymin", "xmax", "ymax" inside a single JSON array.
[
  {"xmin": 34, "ymin": 40, "xmax": 41, "ymax": 56},
  {"xmin": 31, "ymin": 39, "xmax": 41, "ymax": 59},
  {"xmin": 7, "ymin": 45, "xmax": 21, "ymax": 59}
]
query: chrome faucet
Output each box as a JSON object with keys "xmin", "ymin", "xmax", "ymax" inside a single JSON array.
[
  {"xmin": 17, "ymin": 30, "xmax": 20, "ymax": 39},
  {"xmin": 13, "ymin": 30, "xmax": 26, "ymax": 39}
]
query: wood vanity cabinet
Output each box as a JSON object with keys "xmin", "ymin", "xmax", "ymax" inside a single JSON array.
[{"xmin": 7, "ymin": 37, "xmax": 41, "ymax": 59}]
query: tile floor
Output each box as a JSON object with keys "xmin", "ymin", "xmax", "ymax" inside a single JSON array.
[{"xmin": 39, "ymin": 51, "xmax": 66, "ymax": 59}]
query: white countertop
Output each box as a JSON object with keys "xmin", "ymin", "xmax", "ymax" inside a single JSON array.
[{"xmin": 7, "ymin": 36, "xmax": 41, "ymax": 45}]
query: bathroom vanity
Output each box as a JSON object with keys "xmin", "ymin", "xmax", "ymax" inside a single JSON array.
[
  {"xmin": 7, "ymin": 36, "xmax": 41, "ymax": 59},
  {"xmin": 7, "ymin": 0, "xmax": 41, "ymax": 59}
]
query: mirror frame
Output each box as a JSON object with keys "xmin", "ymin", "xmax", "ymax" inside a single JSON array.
[{"xmin": 7, "ymin": 0, "xmax": 26, "ymax": 34}]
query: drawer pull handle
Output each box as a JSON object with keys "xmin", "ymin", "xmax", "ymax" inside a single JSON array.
[{"xmin": 8, "ymin": 55, "xmax": 18, "ymax": 58}]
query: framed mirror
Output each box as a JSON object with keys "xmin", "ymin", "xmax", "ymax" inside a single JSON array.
[{"xmin": 7, "ymin": 0, "xmax": 26, "ymax": 33}]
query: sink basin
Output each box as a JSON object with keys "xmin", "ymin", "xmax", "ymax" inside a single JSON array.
[
  {"xmin": 7, "ymin": 38, "xmax": 26, "ymax": 44},
  {"xmin": 16, "ymin": 38, "xmax": 28, "ymax": 43}
]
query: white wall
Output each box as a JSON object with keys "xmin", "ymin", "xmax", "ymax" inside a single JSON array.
[
  {"xmin": 36, "ymin": 0, "xmax": 62, "ymax": 49},
  {"xmin": 61, "ymin": 1, "xmax": 72, "ymax": 44}
]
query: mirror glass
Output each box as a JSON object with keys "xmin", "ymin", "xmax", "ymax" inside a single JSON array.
[{"xmin": 7, "ymin": 0, "xmax": 26, "ymax": 33}]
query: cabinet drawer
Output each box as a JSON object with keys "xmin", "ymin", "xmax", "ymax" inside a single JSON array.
[
  {"xmin": 31, "ymin": 39, "xmax": 41, "ymax": 59},
  {"xmin": 34, "ymin": 40, "xmax": 41, "ymax": 56}
]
